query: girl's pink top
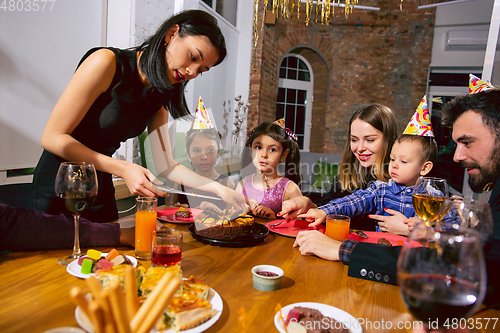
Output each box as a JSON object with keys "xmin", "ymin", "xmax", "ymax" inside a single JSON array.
[{"xmin": 241, "ymin": 174, "xmax": 292, "ymax": 214}]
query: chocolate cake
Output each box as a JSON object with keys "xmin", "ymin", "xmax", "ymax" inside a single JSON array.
[
  {"xmin": 175, "ymin": 207, "xmax": 191, "ymax": 219},
  {"xmin": 194, "ymin": 208, "xmax": 254, "ymax": 240}
]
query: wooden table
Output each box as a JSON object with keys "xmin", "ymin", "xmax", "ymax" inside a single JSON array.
[{"xmin": 1, "ymin": 212, "xmax": 499, "ymax": 333}]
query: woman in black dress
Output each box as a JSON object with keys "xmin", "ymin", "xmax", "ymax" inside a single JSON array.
[{"xmin": 33, "ymin": 10, "xmax": 245, "ymax": 222}]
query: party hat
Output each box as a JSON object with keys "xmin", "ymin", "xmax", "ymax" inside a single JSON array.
[
  {"xmin": 191, "ymin": 96, "xmax": 214, "ymax": 129},
  {"xmin": 469, "ymin": 74, "xmax": 494, "ymax": 94},
  {"xmin": 273, "ymin": 118, "xmax": 286, "ymax": 128},
  {"xmin": 403, "ymin": 95, "xmax": 434, "ymax": 137}
]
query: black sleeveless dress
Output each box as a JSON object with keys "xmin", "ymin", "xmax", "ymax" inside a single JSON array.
[{"xmin": 33, "ymin": 47, "xmax": 164, "ymax": 222}]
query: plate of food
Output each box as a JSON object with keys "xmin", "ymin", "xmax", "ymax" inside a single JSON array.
[
  {"xmin": 347, "ymin": 231, "xmax": 423, "ymax": 248},
  {"xmin": 274, "ymin": 302, "xmax": 362, "ymax": 333},
  {"xmin": 266, "ymin": 219, "xmax": 325, "ymax": 238},
  {"xmin": 188, "ymin": 223, "xmax": 269, "ymax": 248},
  {"xmin": 67, "ymin": 251, "xmax": 137, "ymax": 279},
  {"xmin": 75, "ymin": 281, "xmax": 223, "ymax": 333},
  {"xmin": 157, "ymin": 207, "xmax": 203, "ymax": 223}
]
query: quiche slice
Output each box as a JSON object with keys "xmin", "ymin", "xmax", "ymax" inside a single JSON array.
[
  {"xmin": 162, "ymin": 293, "xmax": 214, "ymax": 331},
  {"xmin": 182, "ymin": 276, "xmax": 210, "ymax": 300},
  {"xmin": 140, "ymin": 265, "xmax": 183, "ymax": 297}
]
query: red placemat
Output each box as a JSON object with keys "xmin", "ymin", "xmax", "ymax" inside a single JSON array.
[
  {"xmin": 348, "ymin": 231, "xmax": 423, "ymax": 247},
  {"xmin": 266, "ymin": 219, "xmax": 325, "ymax": 238},
  {"xmin": 157, "ymin": 208, "xmax": 203, "ymax": 223}
]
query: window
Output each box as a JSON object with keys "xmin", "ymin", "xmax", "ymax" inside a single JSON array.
[
  {"xmin": 201, "ymin": 0, "xmax": 237, "ymax": 26},
  {"xmin": 276, "ymin": 55, "xmax": 313, "ymax": 151}
]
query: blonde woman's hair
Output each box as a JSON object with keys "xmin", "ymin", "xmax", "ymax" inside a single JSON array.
[{"xmin": 338, "ymin": 104, "xmax": 398, "ymax": 191}]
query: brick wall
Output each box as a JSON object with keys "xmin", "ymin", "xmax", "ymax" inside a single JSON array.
[{"xmin": 249, "ymin": 0, "xmax": 435, "ymax": 154}]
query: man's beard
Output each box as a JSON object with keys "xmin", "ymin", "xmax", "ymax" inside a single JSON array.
[{"xmin": 463, "ymin": 144, "xmax": 500, "ymax": 193}]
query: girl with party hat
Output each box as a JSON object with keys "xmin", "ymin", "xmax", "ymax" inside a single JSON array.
[
  {"xmin": 176, "ymin": 97, "xmax": 235, "ymax": 211},
  {"xmin": 236, "ymin": 120, "xmax": 302, "ymax": 219},
  {"xmin": 297, "ymin": 96, "xmax": 460, "ymax": 235}
]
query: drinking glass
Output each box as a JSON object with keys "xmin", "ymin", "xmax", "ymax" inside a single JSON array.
[
  {"xmin": 55, "ymin": 162, "xmax": 98, "ymax": 265},
  {"xmin": 451, "ymin": 197, "xmax": 494, "ymax": 248},
  {"xmin": 135, "ymin": 197, "xmax": 158, "ymax": 260},
  {"xmin": 151, "ymin": 229, "xmax": 183, "ymax": 267},
  {"xmin": 412, "ymin": 177, "xmax": 449, "ymax": 228},
  {"xmin": 397, "ymin": 223, "xmax": 487, "ymax": 328},
  {"xmin": 325, "ymin": 214, "xmax": 350, "ymax": 241}
]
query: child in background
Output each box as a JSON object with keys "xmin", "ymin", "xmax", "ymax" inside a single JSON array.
[
  {"xmin": 237, "ymin": 120, "xmax": 302, "ymax": 219},
  {"xmin": 176, "ymin": 128, "xmax": 235, "ymax": 211},
  {"xmin": 298, "ymin": 97, "xmax": 460, "ymax": 235}
]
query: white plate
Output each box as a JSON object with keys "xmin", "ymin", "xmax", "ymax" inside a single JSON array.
[
  {"xmin": 75, "ymin": 288, "xmax": 223, "ymax": 333},
  {"xmin": 274, "ymin": 302, "xmax": 362, "ymax": 333},
  {"xmin": 66, "ymin": 253, "xmax": 137, "ymax": 279}
]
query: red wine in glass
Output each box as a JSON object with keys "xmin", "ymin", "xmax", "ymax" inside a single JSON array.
[
  {"xmin": 152, "ymin": 245, "xmax": 182, "ymax": 266},
  {"xmin": 61, "ymin": 194, "xmax": 96, "ymax": 215},
  {"xmin": 55, "ymin": 162, "xmax": 98, "ymax": 265},
  {"xmin": 400, "ymin": 273, "xmax": 480, "ymax": 323}
]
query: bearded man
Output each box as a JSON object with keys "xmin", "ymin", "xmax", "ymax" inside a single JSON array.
[{"xmin": 440, "ymin": 88, "xmax": 500, "ymax": 240}]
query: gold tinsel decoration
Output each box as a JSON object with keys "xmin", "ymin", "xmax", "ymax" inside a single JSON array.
[{"xmin": 253, "ymin": 0, "xmax": 359, "ymax": 69}]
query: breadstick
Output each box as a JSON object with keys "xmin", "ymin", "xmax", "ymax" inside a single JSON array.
[
  {"xmin": 86, "ymin": 276, "xmax": 116, "ymax": 333},
  {"xmin": 88, "ymin": 300, "xmax": 105, "ymax": 333},
  {"xmin": 108, "ymin": 280, "xmax": 132, "ymax": 333},
  {"xmin": 131, "ymin": 271, "xmax": 181, "ymax": 333},
  {"xmin": 69, "ymin": 287, "xmax": 91, "ymax": 322},
  {"xmin": 125, "ymin": 266, "xmax": 139, "ymax": 319}
]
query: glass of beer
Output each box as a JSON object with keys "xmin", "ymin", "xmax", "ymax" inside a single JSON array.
[
  {"xmin": 151, "ymin": 229, "xmax": 183, "ymax": 267},
  {"xmin": 135, "ymin": 197, "xmax": 157, "ymax": 260},
  {"xmin": 325, "ymin": 214, "xmax": 350, "ymax": 241}
]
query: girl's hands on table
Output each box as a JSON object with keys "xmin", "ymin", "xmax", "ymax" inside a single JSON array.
[
  {"xmin": 293, "ymin": 230, "xmax": 340, "ymax": 261},
  {"xmin": 252, "ymin": 205, "xmax": 275, "ymax": 219}
]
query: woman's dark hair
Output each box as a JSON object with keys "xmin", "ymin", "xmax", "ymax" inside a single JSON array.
[
  {"xmin": 136, "ymin": 10, "xmax": 227, "ymax": 119},
  {"xmin": 338, "ymin": 104, "xmax": 398, "ymax": 191},
  {"xmin": 242, "ymin": 122, "xmax": 301, "ymax": 186}
]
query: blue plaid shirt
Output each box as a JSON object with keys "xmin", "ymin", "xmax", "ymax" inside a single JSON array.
[{"xmin": 319, "ymin": 179, "xmax": 459, "ymax": 231}]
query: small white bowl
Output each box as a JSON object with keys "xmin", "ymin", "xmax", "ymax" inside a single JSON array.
[{"xmin": 251, "ymin": 265, "xmax": 284, "ymax": 291}]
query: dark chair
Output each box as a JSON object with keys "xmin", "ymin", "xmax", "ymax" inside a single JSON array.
[{"xmin": 0, "ymin": 183, "xmax": 33, "ymax": 209}]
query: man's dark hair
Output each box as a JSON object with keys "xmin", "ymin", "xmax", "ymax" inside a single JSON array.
[{"xmin": 440, "ymin": 88, "xmax": 500, "ymax": 137}]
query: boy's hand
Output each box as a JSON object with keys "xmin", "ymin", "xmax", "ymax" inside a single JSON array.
[
  {"xmin": 370, "ymin": 208, "xmax": 409, "ymax": 235},
  {"xmin": 297, "ymin": 208, "xmax": 327, "ymax": 227}
]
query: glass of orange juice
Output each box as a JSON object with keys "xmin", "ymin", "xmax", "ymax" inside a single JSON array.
[
  {"xmin": 135, "ymin": 197, "xmax": 157, "ymax": 260},
  {"xmin": 325, "ymin": 214, "xmax": 350, "ymax": 241}
]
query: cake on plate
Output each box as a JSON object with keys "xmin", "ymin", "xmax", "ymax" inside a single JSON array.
[
  {"xmin": 175, "ymin": 207, "xmax": 191, "ymax": 219},
  {"xmin": 194, "ymin": 208, "xmax": 254, "ymax": 240}
]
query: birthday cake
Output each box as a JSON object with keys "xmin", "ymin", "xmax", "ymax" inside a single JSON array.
[{"xmin": 194, "ymin": 208, "xmax": 254, "ymax": 240}]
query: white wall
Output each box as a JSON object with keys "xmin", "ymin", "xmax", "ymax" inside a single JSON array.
[
  {"xmin": 0, "ymin": 0, "xmax": 106, "ymax": 184},
  {"xmin": 431, "ymin": 0, "xmax": 495, "ymax": 68}
]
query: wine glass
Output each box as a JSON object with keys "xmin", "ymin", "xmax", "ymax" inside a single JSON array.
[
  {"xmin": 55, "ymin": 162, "xmax": 98, "ymax": 265},
  {"xmin": 397, "ymin": 222, "xmax": 487, "ymax": 328},
  {"xmin": 451, "ymin": 197, "xmax": 494, "ymax": 249},
  {"xmin": 412, "ymin": 177, "xmax": 449, "ymax": 243}
]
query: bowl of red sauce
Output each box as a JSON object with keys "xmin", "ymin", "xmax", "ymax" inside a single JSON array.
[{"xmin": 251, "ymin": 265, "xmax": 284, "ymax": 291}]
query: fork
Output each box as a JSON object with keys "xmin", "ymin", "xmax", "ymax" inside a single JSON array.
[{"xmin": 268, "ymin": 220, "xmax": 287, "ymax": 228}]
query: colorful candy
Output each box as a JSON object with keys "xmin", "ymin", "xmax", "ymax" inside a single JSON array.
[
  {"xmin": 97, "ymin": 259, "xmax": 114, "ymax": 270},
  {"xmin": 111, "ymin": 255, "xmax": 125, "ymax": 266},
  {"xmin": 87, "ymin": 249, "xmax": 102, "ymax": 260},
  {"xmin": 81, "ymin": 259, "xmax": 94, "ymax": 274},
  {"xmin": 105, "ymin": 249, "xmax": 119, "ymax": 261}
]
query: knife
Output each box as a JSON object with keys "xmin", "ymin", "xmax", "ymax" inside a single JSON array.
[{"xmin": 154, "ymin": 183, "xmax": 223, "ymax": 201}]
